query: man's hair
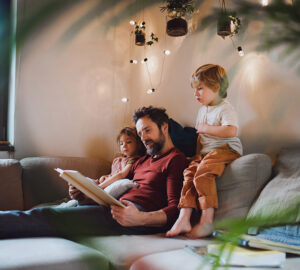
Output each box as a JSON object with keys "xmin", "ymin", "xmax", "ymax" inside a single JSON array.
[
  {"xmin": 191, "ymin": 64, "xmax": 228, "ymax": 98},
  {"xmin": 133, "ymin": 106, "xmax": 169, "ymax": 130}
]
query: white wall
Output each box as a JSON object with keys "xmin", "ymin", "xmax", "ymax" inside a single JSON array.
[{"xmin": 12, "ymin": 0, "xmax": 300, "ymax": 160}]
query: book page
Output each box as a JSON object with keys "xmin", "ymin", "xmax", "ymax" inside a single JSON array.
[{"xmin": 55, "ymin": 168, "xmax": 125, "ymax": 208}]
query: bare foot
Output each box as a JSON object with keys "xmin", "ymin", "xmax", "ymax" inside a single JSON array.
[
  {"xmin": 185, "ymin": 207, "xmax": 214, "ymax": 239},
  {"xmin": 166, "ymin": 208, "xmax": 193, "ymax": 237},
  {"xmin": 185, "ymin": 223, "xmax": 213, "ymax": 239},
  {"xmin": 166, "ymin": 217, "xmax": 192, "ymax": 237}
]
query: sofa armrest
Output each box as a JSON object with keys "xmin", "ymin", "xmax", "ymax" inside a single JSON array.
[
  {"xmin": 215, "ymin": 153, "xmax": 272, "ymax": 221},
  {"xmin": 21, "ymin": 156, "xmax": 111, "ymax": 210},
  {"xmin": 0, "ymin": 159, "xmax": 23, "ymax": 210}
]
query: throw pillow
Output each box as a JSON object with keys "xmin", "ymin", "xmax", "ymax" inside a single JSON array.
[
  {"xmin": 168, "ymin": 118, "xmax": 198, "ymax": 157},
  {"xmin": 104, "ymin": 179, "xmax": 138, "ymax": 198},
  {"xmin": 246, "ymin": 172, "xmax": 300, "ymax": 228}
]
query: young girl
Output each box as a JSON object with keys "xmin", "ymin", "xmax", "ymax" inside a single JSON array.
[
  {"xmin": 166, "ymin": 64, "xmax": 243, "ymax": 238},
  {"xmin": 69, "ymin": 127, "xmax": 145, "ymax": 200},
  {"xmin": 98, "ymin": 127, "xmax": 145, "ymax": 189}
]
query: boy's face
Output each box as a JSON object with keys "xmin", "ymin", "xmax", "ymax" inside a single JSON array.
[{"xmin": 193, "ymin": 82, "xmax": 220, "ymax": 106}]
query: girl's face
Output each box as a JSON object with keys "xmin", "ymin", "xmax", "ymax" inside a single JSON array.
[
  {"xmin": 194, "ymin": 82, "xmax": 221, "ymax": 106},
  {"xmin": 119, "ymin": 134, "xmax": 138, "ymax": 157}
]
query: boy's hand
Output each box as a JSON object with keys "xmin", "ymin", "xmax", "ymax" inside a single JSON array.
[{"xmin": 197, "ymin": 123, "xmax": 209, "ymax": 134}]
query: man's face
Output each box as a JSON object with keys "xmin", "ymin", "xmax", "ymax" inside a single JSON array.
[{"xmin": 136, "ymin": 116, "xmax": 166, "ymax": 156}]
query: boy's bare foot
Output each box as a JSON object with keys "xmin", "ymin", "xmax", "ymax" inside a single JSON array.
[
  {"xmin": 166, "ymin": 208, "xmax": 193, "ymax": 237},
  {"xmin": 166, "ymin": 217, "xmax": 192, "ymax": 237},
  {"xmin": 185, "ymin": 207, "xmax": 214, "ymax": 239},
  {"xmin": 185, "ymin": 223, "xmax": 213, "ymax": 239}
]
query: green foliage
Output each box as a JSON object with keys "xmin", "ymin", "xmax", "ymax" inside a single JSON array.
[{"xmin": 160, "ymin": 0, "xmax": 195, "ymax": 15}]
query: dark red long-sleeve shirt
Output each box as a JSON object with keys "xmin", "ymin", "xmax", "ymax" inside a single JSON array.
[{"xmin": 120, "ymin": 147, "xmax": 188, "ymax": 227}]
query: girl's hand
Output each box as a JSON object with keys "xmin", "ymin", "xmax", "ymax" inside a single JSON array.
[
  {"xmin": 197, "ymin": 123, "xmax": 209, "ymax": 134},
  {"xmin": 99, "ymin": 175, "xmax": 108, "ymax": 183}
]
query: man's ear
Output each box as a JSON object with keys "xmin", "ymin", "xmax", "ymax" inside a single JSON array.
[{"xmin": 161, "ymin": 122, "xmax": 169, "ymax": 135}]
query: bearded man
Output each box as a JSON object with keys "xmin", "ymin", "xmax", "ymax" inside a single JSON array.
[{"xmin": 0, "ymin": 106, "xmax": 187, "ymax": 239}]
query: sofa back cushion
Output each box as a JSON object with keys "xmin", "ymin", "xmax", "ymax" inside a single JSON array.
[
  {"xmin": 215, "ymin": 153, "xmax": 272, "ymax": 221},
  {"xmin": 21, "ymin": 157, "xmax": 111, "ymax": 210},
  {"xmin": 0, "ymin": 159, "xmax": 23, "ymax": 210}
]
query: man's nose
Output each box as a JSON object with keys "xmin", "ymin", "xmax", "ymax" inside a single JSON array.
[{"xmin": 140, "ymin": 132, "xmax": 147, "ymax": 142}]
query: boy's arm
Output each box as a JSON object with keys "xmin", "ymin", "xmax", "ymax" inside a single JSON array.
[
  {"xmin": 99, "ymin": 163, "xmax": 132, "ymax": 189},
  {"xmin": 197, "ymin": 123, "xmax": 237, "ymax": 138}
]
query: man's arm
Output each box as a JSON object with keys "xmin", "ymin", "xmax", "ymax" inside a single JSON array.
[{"xmin": 111, "ymin": 200, "xmax": 167, "ymax": 227}]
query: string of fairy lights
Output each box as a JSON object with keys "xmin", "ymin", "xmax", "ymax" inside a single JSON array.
[{"xmin": 120, "ymin": 0, "xmax": 274, "ymax": 103}]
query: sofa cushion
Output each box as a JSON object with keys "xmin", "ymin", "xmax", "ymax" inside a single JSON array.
[
  {"xmin": 76, "ymin": 234, "xmax": 216, "ymax": 270},
  {"xmin": 246, "ymin": 166, "xmax": 300, "ymax": 227},
  {"xmin": 215, "ymin": 153, "xmax": 272, "ymax": 220},
  {"xmin": 21, "ymin": 157, "xmax": 111, "ymax": 210},
  {"xmin": 0, "ymin": 237, "xmax": 109, "ymax": 270},
  {"xmin": 0, "ymin": 159, "xmax": 23, "ymax": 210}
]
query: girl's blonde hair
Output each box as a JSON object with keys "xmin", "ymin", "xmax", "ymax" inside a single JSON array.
[
  {"xmin": 117, "ymin": 127, "xmax": 146, "ymax": 156},
  {"xmin": 191, "ymin": 64, "xmax": 229, "ymax": 98}
]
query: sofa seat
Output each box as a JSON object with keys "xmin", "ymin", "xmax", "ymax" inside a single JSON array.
[
  {"xmin": 76, "ymin": 234, "xmax": 217, "ymax": 270},
  {"xmin": 0, "ymin": 237, "xmax": 110, "ymax": 270}
]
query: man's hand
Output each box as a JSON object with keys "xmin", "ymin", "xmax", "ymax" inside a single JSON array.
[
  {"xmin": 68, "ymin": 184, "xmax": 86, "ymax": 201},
  {"xmin": 197, "ymin": 123, "xmax": 209, "ymax": 134},
  {"xmin": 111, "ymin": 200, "xmax": 145, "ymax": 227}
]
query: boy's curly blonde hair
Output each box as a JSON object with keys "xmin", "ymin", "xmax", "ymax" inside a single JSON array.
[{"xmin": 191, "ymin": 64, "xmax": 229, "ymax": 98}]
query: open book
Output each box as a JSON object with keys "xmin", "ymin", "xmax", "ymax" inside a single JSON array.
[
  {"xmin": 213, "ymin": 231, "xmax": 300, "ymax": 255},
  {"xmin": 55, "ymin": 168, "xmax": 125, "ymax": 208}
]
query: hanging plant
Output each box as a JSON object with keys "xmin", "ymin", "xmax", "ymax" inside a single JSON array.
[
  {"xmin": 160, "ymin": 0, "xmax": 195, "ymax": 37},
  {"xmin": 217, "ymin": 11, "xmax": 241, "ymax": 39},
  {"xmin": 217, "ymin": 0, "xmax": 241, "ymax": 39},
  {"xmin": 132, "ymin": 21, "xmax": 158, "ymax": 46},
  {"xmin": 134, "ymin": 22, "xmax": 146, "ymax": 46}
]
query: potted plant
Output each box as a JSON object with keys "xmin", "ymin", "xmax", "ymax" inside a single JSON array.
[
  {"xmin": 217, "ymin": 11, "xmax": 241, "ymax": 39},
  {"xmin": 135, "ymin": 22, "xmax": 146, "ymax": 46},
  {"xmin": 160, "ymin": 0, "xmax": 195, "ymax": 37}
]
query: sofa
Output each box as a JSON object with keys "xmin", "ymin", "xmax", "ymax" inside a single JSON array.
[{"xmin": 0, "ymin": 151, "xmax": 299, "ymax": 270}]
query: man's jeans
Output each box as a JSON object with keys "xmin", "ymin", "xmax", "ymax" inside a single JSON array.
[
  {"xmin": 257, "ymin": 225, "xmax": 300, "ymax": 247},
  {"xmin": 0, "ymin": 205, "xmax": 163, "ymax": 239}
]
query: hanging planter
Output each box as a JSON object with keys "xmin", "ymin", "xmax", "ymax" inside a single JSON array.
[
  {"xmin": 135, "ymin": 31, "xmax": 146, "ymax": 46},
  {"xmin": 135, "ymin": 22, "xmax": 146, "ymax": 46},
  {"xmin": 167, "ymin": 16, "xmax": 188, "ymax": 37},
  {"xmin": 132, "ymin": 21, "xmax": 158, "ymax": 46},
  {"xmin": 160, "ymin": 0, "xmax": 195, "ymax": 37},
  {"xmin": 217, "ymin": 13, "xmax": 241, "ymax": 39}
]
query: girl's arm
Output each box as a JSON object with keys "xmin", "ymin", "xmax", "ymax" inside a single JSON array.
[
  {"xmin": 197, "ymin": 123, "xmax": 237, "ymax": 138},
  {"xmin": 99, "ymin": 163, "xmax": 133, "ymax": 189}
]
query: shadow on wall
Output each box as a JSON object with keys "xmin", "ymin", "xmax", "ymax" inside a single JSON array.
[{"xmin": 235, "ymin": 53, "xmax": 300, "ymax": 154}]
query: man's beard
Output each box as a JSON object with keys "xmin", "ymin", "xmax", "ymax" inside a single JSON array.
[{"xmin": 144, "ymin": 133, "xmax": 165, "ymax": 156}]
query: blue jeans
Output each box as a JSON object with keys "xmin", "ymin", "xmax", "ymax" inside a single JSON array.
[
  {"xmin": 257, "ymin": 225, "xmax": 300, "ymax": 247},
  {"xmin": 0, "ymin": 205, "xmax": 164, "ymax": 239}
]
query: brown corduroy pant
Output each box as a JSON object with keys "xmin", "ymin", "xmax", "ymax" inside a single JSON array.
[{"xmin": 178, "ymin": 144, "xmax": 241, "ymax": 210}]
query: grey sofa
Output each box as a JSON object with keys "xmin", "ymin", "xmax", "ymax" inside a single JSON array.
[{"xmin": 0, "ymin": 153, "xmax": 294, "ymax": 270}]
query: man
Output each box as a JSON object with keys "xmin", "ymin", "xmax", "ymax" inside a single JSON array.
[{"xmin": 0, "ymin": 106, "xmax": 188, "ymax": 239}]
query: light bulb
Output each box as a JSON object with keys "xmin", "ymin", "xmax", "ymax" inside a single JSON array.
[
  {"xmin": 164, "ymin": 50, "xmax": 171, "ymax": 55},
  {"xmin": 147, "ymin": 88, "xmax": 155, "ymax": 94},
  {"xmin": 261, "ymin": 0, "xmax": 268, "ymax": 6},
  {"xmin": 129, "ymin": 20, "xmax": 135, "ymax": 25},
  {"xmin": 141, "ymin": 58, "xmax": 148, "ymax": 64},
  {"xmin": 237, "ymin": 46, "xmax": 244, "ymax": 57},
  {"xmin": 121, "ymin": 97, "xmax": 129, "ymax": 103}
]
